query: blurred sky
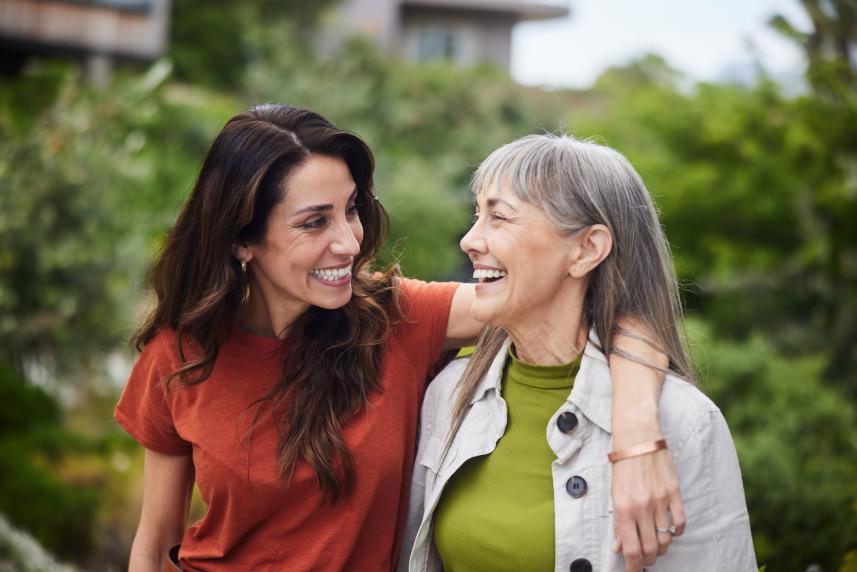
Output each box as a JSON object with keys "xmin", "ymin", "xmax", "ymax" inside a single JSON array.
[{"xmin": 511, "ymin": 0, "xmax": 812, "ymax": 88}]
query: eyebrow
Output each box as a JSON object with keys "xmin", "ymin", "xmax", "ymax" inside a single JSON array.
[
  {"xmin": 481, "ymin": 196, "xmax": 518, "ymax": 211},
  {"xmin": 291, "ymin": 187, "xmax": 359, "ymax": 216}
]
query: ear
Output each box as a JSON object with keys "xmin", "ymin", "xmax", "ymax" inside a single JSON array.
[
  {"xmin": 569, "ymin": 224, "xmax": 612, "ymax": 278},
  {"xmin": 231, "ymin": 242, "xmax": 254, "ymax": 264}
]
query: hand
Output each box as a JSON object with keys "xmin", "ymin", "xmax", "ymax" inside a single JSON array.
[{"xmin": 611, "ymin": 447, "xmax": 686, "ymax": 572}]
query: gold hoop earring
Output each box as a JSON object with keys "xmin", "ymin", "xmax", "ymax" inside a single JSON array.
[{"xmin": 239, "ymin": 259, "xmax": 250, "ymax": 305}]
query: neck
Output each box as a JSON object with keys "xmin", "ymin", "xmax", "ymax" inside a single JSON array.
[
  {"xmin": 238, "ymin": 279, "xmax": 307, "ymax": 338},
  {"xmin": 505, "ymin": 280, "xmax": 587, "ymax": 366}
]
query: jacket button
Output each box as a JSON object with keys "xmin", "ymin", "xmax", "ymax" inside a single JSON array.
[
  {"xmin": 556, "ymin": 411, "xmax": 578, "ymax": 433},
  {"xmin": 570, "ymin": 558, "xmax": 592, "ymax": 572},
  {"xmin": 565, "ymin": 475, "xmax": 588, "ymax": 498}
]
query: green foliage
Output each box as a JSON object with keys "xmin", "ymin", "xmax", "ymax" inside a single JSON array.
[
  {"xmin": 770, "ymin": 0, "xmax": 857, "ymax": 102},
  {"xmin": 0, "ymin": 61, "xmax": 239, "ymax": 375},
  {"xmin": 169, "ymin": 0, "xmax": 341, "ymax": 88},
  {"xmin": 0, "ymin": 365, "xmax": 100, "ymax": 563},
  {"xmin": 0, "ymin": 64, "xmax": 154, "ymax": 372},
  {"xmin": 0, "ymin": 364, "xmax": 59, "ymax": 435},
  {"xmin": 0, "ymin": 0, "xmax": 855, "ymax": 568},
  {"xmin": 690, "ymin": 322, "xmax": 857, "ymax": 570}
]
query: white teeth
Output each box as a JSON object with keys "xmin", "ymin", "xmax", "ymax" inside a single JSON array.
[
  {"xmin": 472, "ymin": 268, "xmax": 507, "ymax": 279},
  {"xmin": 310, "ymin": 265, "xmax": 352, "ymax": 281}
]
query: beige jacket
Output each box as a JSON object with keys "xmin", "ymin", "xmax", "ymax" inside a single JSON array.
[{"xmin": 400, "ymin": 336, "xmax": 756, "ymax": 572}]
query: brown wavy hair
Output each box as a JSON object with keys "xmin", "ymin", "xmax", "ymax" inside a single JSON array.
[{"xmin": 133, "ymin": 104, "xmax": 400, "ymax": 500}]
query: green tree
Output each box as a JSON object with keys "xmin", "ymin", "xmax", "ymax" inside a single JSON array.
[
  {"xmin": 770, "ymin": 0, "xmax": 857, "ymax": 101},
  {"xmin": 0, "ymin": 363, "xmax": 101, "ymax": 562},
  {"xmin": 690, "ymin": 322, "xmax": 857, "ymax": 571},
  {"xmin": 770, "ymin": 0, "xmax": 857, "ymax": 392},
  {"xmin": 169, "ymin": 0, "xmax": 341, "ymax": 88}
]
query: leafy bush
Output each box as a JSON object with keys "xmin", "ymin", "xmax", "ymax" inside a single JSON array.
[
  {"xmin": 0, "ymin": 365, "xmax": 100, "ymax": 562},
  {"xmin": 689, "ymin": 322, "xmax": 857, "ymax": 570}
]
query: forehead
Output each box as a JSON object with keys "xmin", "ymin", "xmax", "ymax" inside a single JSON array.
[
  {"xmin": 282, "ymin": 155, "xmax": 356, "ymax": 208},
  {"xmin": 474, "ymin": 180, "xmax": 522, "ymax": 208}
]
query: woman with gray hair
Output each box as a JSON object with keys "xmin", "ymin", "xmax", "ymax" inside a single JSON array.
[{"xmin": 401, "ymin": 134, "xmax": 756, "ymax": 572}]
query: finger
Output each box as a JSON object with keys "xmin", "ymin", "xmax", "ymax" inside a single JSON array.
[
  {"xmin": 655, "ymin": 504, "xmax": 673, "ymax": 555},
  {"xmin": 637, "ymin": 513, "xmax": 659, "ymax": 567},
  {"xmin": 613, "ymin": 517, "xmax": 621, "ymax": 552},
  {"xmin": 616, "ymin": 518, "xmax": 642, "ymax": 572},
  {"xmin": 670, "ymin": 493, "xmax": 687, "ymax": 537}
]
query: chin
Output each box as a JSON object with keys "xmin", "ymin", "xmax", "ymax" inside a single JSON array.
[
  {"xmin": 470, "ymin": 302, "xmax": 499, "ymax": 328},
  {"xmin": 313, "ymin": 291, "xmax": 353, "ymax": 310}
]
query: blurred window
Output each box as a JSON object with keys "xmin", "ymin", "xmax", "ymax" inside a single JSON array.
[
  {"xmin": 416, "ymin": 25, "xmax": 460, "ymax": 62},
  {"xmin": 74, "ymin": 0, "xmax": 152, "ymax": 13}
]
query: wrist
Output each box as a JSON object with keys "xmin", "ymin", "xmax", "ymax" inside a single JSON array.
[
  {"xmin": 612, "ymin": 402, "xmax": 662, "ymax": 447},
  {"xmin": 612, "ymin": 399, "xmax": 659, "ymax": 423}
]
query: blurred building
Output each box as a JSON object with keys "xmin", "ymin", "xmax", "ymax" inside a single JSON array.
[
  {"xmin": 0, "ymin": 0, "xmax": 169, "ymax": 85},
  {"xmin": 325, "ymin": 0, "xmax": 569, "ymax": 71}
]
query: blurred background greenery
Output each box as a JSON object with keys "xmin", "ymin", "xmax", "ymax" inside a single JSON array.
[{"xmin": 0, "ymin": 0, "xmax": 856, "ymax": 570}]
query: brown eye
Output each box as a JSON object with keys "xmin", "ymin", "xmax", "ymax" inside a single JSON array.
[{"xmin": 301, "ymin": 217, "xmax": 328, "ymax": 230}]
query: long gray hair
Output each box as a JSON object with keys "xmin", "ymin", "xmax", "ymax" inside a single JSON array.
[{"xmin": 448, "ymin": 133, "xmax": 694, "ymax": 443}]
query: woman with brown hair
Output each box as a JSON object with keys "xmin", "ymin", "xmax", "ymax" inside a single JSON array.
[{"xmin": 116, "ymin": 105, "xmax": 682, "ymax": 571}]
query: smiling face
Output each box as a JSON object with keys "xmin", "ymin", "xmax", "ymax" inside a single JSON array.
[
  {"xmin": 240, "ymin": 154, "xmax": 364, "ymax": 324},
  {"xmin": 460, "ymin": 185, "xmax": 578, "ymax": 331}
]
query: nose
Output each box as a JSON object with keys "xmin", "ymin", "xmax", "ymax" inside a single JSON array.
[
  {"xmin": 330, "ymin": 219, "xmax": 361, "ymax": 257},
  {"xmin": 460, "ymin": 220, "xmax": 486, "ymax": 256}
]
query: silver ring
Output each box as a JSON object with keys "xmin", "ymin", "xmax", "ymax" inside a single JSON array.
[{"xmin": 656, "ymin": 525, "xmax": 677, "ymax": 535}]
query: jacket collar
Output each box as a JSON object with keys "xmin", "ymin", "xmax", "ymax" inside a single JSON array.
[
  {"xmin": 470, "ymin": 337, "xmax": 512, "ymax": 405},
  {"xmin": 571, "ymin": 332, "xmax": 614, "ymax": 434},
  {"xmin": 469, "ymin": 331, "xmax": 614, "ymax": 434}
]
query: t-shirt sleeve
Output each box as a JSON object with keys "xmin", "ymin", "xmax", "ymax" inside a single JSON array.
[
  {"xmin": 114, "ymin": 334, "xmax": 192, "ymax": 456},
  {"xmin": 395, "ymin": 277, "xmax": 459, "ymax": 377}
]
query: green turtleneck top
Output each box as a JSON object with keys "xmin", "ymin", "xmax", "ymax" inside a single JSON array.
[{"xmin": 433, "ymin": 345, "xmax": 580, "ymax": 571}]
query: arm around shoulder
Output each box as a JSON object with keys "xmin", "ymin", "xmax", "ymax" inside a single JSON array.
[
  {"xmin": 444, "ymin": 283, "xmax": 480, "ymax": 349},
  {"xmin": 128, "ymin": 449, "xmax": 194, "ymax": 572}
]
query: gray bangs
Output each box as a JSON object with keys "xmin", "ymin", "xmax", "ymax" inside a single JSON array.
[
  {"xmin": 471, "ymin": 133, "xmax": 649, "ymax": 237},
  {"xmin": 447, "ymin": 130, "xmax": 697, "ymax": 459}
]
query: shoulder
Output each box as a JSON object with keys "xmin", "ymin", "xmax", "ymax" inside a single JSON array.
[
  {"xmin": 144, "ymin": 328, "xmax": 179, "ymax": 351},
  {"xmin": 421, "ymin": 356, "xmax": 471, "ymax": 437},
  {"xmin": 660, "ymin": 375, "xmax": 721, "ymax": 418},
  {"xmin": 426, "ymin": 356, "xmax": 470, "ymax": 401},
  {"xmin": 133, "ymin": 328, "xmax": 192, "ymax": 378},
  {"xmin": 658, "ymin": 375, "xmax": 732, "ymax": 455},
  {"xmin": 137, "ymin": 328, "xmax": 178, "ymax": 360}
]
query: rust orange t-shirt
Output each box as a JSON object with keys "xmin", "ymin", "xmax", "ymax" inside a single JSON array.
[{"xmin": 115, "ymin": 278, "xmax": 458, "ymax": 571}]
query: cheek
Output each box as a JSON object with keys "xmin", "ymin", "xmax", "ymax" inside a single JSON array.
[{"xmin": 353, "ymin": 219, "xmax": 365, "ymax": 245}]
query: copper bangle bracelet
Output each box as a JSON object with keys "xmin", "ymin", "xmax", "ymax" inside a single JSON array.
[{"xmin": 607, "ymin": 438, "xmax": 667, "ymax": 463}]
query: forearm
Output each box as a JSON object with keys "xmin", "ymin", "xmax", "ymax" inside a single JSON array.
[
  {"xmin": 128, "ymin": 540, "xmax": 168, "ymax": 572},
  {"xmin": 443, "ymin": 283, "xmax": 481, "ymax": 349},
  {"xmin": 130, "ymin": 450, "xmax": 194, "ymax": 572},
  {"xmin": 610, "ymin": 317, "xmax": 668, "ymax": 447},
  {"xmin": 128, "ymin": 516, "xmax": 185, "ymax": 572}
]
